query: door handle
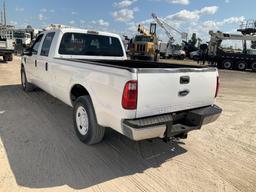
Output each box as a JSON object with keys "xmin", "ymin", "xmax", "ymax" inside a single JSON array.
[
  {"xmin": 180, "ymin": 76, "xmax": 190, "ymax": 84},
  {"xmin": 35, "ymin": 60, "xmax": 37, "ymax": 67},
  {"xmin": 179, "ymin": 89, "xmax": 190, "ymax": 97},
  {"xmin": 45, "ymin": 62, "xmax": 48, "ymax": 71}
]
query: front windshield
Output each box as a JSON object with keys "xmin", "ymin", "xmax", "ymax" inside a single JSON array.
[
  {"xmin": 135, "ymin": 35, "xmax": 153, "ymax": 42},
  {"xmin": 14, "ymin": 32, "xmax": 26, "ymax": 38}
]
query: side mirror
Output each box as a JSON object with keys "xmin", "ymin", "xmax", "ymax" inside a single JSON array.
[{"xmin": 22, "ymin": 49, "xmax": 32, "ymax": 56}]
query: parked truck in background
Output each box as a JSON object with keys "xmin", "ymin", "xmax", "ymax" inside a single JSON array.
[
  {"xmin": 201, "ymin": 31, "xmax": 256, "ymax": 71},
  {"xmin": 21, "ymin": 27, "xmax": 222, "ymax": 145},
  {"xmin": 159, "ymin": 42, "xmax": 186, "ymax": 59},
  {"xmin": 0, "ymin": 26, "xmax": 14, "ymax": 62}
]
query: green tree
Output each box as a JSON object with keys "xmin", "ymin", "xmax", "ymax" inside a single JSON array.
[{"xmin": 188, "ymin": 33, "xmax": 197, "ymax": 47}]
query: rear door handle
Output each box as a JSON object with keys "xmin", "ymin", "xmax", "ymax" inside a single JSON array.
[{"xmin": 45, "ymin": 62, "xmax": 48, "ymax": 71}]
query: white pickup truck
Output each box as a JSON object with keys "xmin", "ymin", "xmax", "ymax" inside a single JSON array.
[{"xmin": 21, "ymin": 28, "xmax": 222, "ymax": 144}]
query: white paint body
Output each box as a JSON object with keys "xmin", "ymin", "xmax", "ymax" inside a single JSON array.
[{"xmin": 22, "ymin": 28, "xmax": 218, "ymax": 140}]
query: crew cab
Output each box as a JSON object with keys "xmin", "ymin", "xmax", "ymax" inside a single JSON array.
[{"xmin": 21, "ymin": 27, "xmax": 222, "ymax": 145}]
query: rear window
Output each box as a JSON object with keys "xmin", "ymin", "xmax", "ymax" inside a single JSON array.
[{"xmin": 59, "ymin": 33, "xmax": 124, "ymax": 57}]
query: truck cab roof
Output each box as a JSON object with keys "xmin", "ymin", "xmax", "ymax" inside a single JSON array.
[
  {"xmin": 42, "ymin": 28, "xmax": 122, "ymax": 40},
  {"xmin": 37, "ymin": 27, "xmax": 127, "ymax": 61}
]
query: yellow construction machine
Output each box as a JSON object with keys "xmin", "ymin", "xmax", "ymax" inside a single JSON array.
[{"xmin": 129, "ymin": 23, "xmax": 160, "ymax": 61}]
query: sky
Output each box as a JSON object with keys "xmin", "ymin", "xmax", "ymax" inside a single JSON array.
[{"xmin": 4, "ymin": 0, "xmax": 256, "ymax": 42}]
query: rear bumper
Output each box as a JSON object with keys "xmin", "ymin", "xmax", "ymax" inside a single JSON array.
[
  {"xmin": 0, "ymin": 49, "xmax": 14, "ymax": 55},
  {"xmin": 122, "ymin": 105, "xmax": 222, "ymax": 141}
]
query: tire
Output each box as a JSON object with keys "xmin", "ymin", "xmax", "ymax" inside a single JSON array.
[
  {"xmin": 180, "ymin": 55, "xmax": 185, "ymax": 60},
  {"xmin": 192, "ymin": 56, "xmax": 199, "ymax": 61},
  {"xmin": 222, "ymin": 60, "xmax": 233, "ymax": 70},
  {"xmin": 251, "ymin": 62, "xmax": 256, "ymax": 72},
  {"xmin": 154, "ymin": 54, "xmax": 160, "ymax": 62},
  {"xmin": 21, "ymin": 67, "xmax": 35, "ymax": 92},
  {"xmin": 73, "ymin": 96, "xmax": 105, "ymax": 145},
  {"xmin": 236, "ymin": 61, "xmax": 247, "ymax": 71},
  {"xmin": 3, "ymin": 55, "xmax": 8, "ymax": 62},
  {"xmin": 8, "ymin": 54, "xmax": 13, "ymax": 61}
]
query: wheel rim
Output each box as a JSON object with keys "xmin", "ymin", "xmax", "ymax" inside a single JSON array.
[
  {"xmin": 76, "ymin": 106, "xmax": 89, "ymax": 135},
  {"xmin": 21, "ymin": 71, "xmax": 26, "ymax": 88},
  {"xmin": 238, "ymin": 63, "xmax": 246, "ymax": 70},
  {"xmin": 224, "ymin": 61, "xmax": 232, "ymax": 69},
  {"xmin": 252, "ymin": 63, "xmax": 256, "ymax": 70}
]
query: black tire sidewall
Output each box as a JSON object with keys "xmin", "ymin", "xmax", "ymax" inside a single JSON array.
[
  {"xmin": 73, "ymin": 96, "xmax": 99, "ymax": 144},
  {"xmin": 222, "ymin": 60, "xmax": 232, "ymax": 69},
  {"xmin": 237, "ymin": 61, "xmax": 247, "ymax": 71},
  {"xmin": 251, "ymin": 63, "xmax": 256, "ymax": 72},
  {"xmin": 21, "ymin": 68, "xmax": 27, "ymax": 91}
]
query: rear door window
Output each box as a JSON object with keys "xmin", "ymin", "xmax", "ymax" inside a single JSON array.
[
  {"xmin": 40, "ymin": 32, "xmax": 55, "ymax": 57},
  {"xmin": 59, "ymin": 33, "xmax": 124, "ymax": 57}
]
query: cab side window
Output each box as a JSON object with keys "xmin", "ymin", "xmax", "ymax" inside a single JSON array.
[
  {"xmin": 40, "ymin": 32, "xmax": 55, "ymax": 57},
  {"xmin": 31, "ymin": 34, "xmax": 43, "ymax": 55}
]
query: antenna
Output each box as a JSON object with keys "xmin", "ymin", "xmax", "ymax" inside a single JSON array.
[
  {"xmin": 1, "ymin": 10, "xmax": 3, "ymax": 25},
  {"xmin": 3, "ymin": 0, "xmax": 6, "ymax": 26}
]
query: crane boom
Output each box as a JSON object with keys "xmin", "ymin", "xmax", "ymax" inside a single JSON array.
[
  {"xmin": 209, "ymin": 30, "xmax": 256, "ymax": 41},
  {"xmin": 137, "ymin": 24, "xmax": 150, "ymax": 36},
  {"xmin": 152, "ymin": 13, "xmax": 188, "ymax": 42}
]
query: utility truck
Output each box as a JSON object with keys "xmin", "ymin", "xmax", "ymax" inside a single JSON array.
[
  {"xmin": 203, "ymin": 31, "xmax": 256, "ymax": 71},
  {"xmin": 129, "ymin": 23, "xmax": 160, "ymax": 61},
  {"xmin": 21, "ymin": 27, "xmax": 222, "ymax": 145}
]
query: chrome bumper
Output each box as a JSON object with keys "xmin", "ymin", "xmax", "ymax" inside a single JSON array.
[{"xmin": 122, "ymin": 105, "xmax": 222, "ymax": 141}]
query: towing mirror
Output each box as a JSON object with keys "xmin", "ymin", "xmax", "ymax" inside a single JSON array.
[{"xmin": 22, "ymin": 49, "xmax": 32, "ymax": 56}]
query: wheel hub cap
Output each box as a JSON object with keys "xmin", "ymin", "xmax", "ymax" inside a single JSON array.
[
  {"xmin": 76, "ymin": 106, "xmax": 89, "ymax": 135},
  {"xmin": 238, "ymin": 63, "xmax": 245, "ymax": 69},
  {"xmin": 224, "ymin": 62, "xmax": 231, "ymax": 68}
]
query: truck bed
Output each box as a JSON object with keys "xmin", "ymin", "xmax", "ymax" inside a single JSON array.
[
  {"xmin": 56, "ymin": 58, "xmax": 217, "ymax": 118},
  {"xmin": 58, "ymin": 58, "xmax": 209, "ymax": 72}
]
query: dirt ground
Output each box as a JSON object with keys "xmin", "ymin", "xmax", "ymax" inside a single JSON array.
[{"xmin": 0, "ymin": 57, "xmax": 255, "ymax": 192}]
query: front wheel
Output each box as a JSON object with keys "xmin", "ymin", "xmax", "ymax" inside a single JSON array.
[
  {"xmin": 21, "ymin": 68, "xmax": 35, "ymax": 92},
  {"xmin": 73, "ymin": 96, "xmax": 105, "ymax": 145},
  {"xmin": 222, "ymin": 60, "xmax": 233, "ymax": 70}
]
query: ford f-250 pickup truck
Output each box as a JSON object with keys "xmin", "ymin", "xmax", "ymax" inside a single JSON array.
[{"xmin": 21, "ymin": 27, "xmax": 222, "ymax": 145}]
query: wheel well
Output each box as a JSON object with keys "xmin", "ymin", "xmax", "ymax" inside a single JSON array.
[{"xmin": 70, "ymin": 84, "xmax": 90, "ymax": 105}]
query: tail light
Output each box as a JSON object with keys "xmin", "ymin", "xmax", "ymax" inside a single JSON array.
[
  {"xmin": 215, "ymin": 76, "xmax": 220, "ymax": 98},
  {"xmin": 122, "ymin": 80, "xmax": 138, "ymax": 110}
]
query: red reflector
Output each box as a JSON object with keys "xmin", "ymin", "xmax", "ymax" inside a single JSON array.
[
  {"xmin": 122, "ymin": 80, "xmax": 138, "ymax": 110},
  {"xmin": 215, "ymin": 76, "xmax": 220, "ymax": 98}
]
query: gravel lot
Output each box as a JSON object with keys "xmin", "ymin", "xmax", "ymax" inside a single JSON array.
[{"xmin": 0, "ymin": 57, "xmax": 255, "ymax": 192}]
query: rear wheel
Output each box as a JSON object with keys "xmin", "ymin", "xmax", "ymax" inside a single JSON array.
[
  {"xmin": 237, "ymin": 61, "xmax": 247, "ymax": 71},
  {"xmin": 251, "ymin": 62, "xmax": 256, "ymax": 72},
  {"xmin": 236, "ymin": 61, "xmax": 247, "ymax": 71},
  {"xmin": 3, "ymin": 55, "xmax": 8, "ymax": 62},
  {"xmin": 73, "ymin": 96, "xmax": 105, "ymax": 145},
  {"xmin": 8, "ymin": 54, "xmax": 13, "ymax": 61},
  {"xmin": 222, "ymin": 60, "xmax": 233, "ymax": 70}
]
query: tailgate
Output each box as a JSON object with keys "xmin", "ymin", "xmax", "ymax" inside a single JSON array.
[
  {"xmin": 136, "ymin": 68, "xmax": 218, "ymax": 118},
  {"xmin": 0, "ymin": 41, "xmax": 7, "ymax": 48}
]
